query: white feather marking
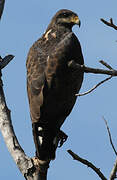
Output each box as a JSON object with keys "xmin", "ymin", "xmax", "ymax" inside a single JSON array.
[
  {"xmin": 44, "ymin": 29, "xmax": 52, "ymax": 41},
  {"xmin": 39, "ymin": 136, "xmax": 43, "ymax": 145},
  {"xmin": 38, "ymin": 127, "xmax": 43, "ymax": 145},
  {"xmin": 38, "ymin": 127, "xmax": 43, "ymax": 131}
]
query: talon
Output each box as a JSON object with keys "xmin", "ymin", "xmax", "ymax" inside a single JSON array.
[{"xmin": 58, "ymin": 130, "xmax": 68, "ymax": 148}]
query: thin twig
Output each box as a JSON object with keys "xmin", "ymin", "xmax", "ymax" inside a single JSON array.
[
  {"xmin": 76, "ymin": 76, "xmax": 112, "ymax": 96},
  {"xmin": 0, "ymin": 0, "xmax": 5, "ymax": 19},
  {"xmin": 103, "ymin": 117, "xmax": 117, "ymax": 156},
  {"xmin": 76, "ymin": 59, "xmax": 114, "ymax": 96},
  {"xmin": 109, "ymin": 158, "xmax": 117, "ymax": 180},
  {"xmin": 67, "ymin": 150, "xmax": 107, "ymax": 180},
  {"xmin": 101, "ymin": 18, "xmax": 117, "ymax": 31},
  {"xmin": 103, "ymin": 117, "xmax": 117, "ymax": 180},
  {"xmin": 99, "ymin": 60, "xmax": 114, "ymax": 70}
]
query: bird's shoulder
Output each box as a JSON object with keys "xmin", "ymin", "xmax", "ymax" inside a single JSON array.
[
  {"xmin": 26, "ymin": 29, "xmax": 61, "ymax": 95},
  {"xmin": 26, "ymin": 28, "xmax": 70, "ymax": 79},
  {"xmin": 26, "ymin": 29, "xmax": 83, "ymax": 95},
  {"xmin": 26, "ymin": 37, "xmax": 47, "ymax": 95}
]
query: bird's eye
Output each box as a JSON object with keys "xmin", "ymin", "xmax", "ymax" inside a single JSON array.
[{"xmin": 63, "ymin": 13, "xmax": 69, "ymax": 17}]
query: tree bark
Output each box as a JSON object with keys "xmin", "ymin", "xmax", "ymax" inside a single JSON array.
[
  {"xmin": 0, "ymin": 56, "xmax": 49, "ymax": 180},
  {"xmin": 0, "ymin": 3, "xmax": 50, "ymax": 179}
]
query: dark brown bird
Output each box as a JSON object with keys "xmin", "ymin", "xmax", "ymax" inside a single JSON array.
[{"xmin": 26, "ymin": 9, "xmax": 84, "ymax": 160}]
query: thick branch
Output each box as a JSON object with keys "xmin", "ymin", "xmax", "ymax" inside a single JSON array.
[
  {"xmin": 0, "ymin": 0, "xmax": 5, "ymax": 19},
  {"xmin": 0, "ymin": 56, "xmax": 33, "ymax": 178},
  {"xmin": 83, "ymin": 66, "xmax": 117, "ymax": 75},
  {"xmin": 68, "ymin": 60, "xmax": 117, "ymax": 76},
  {"xmin": 0, "ymin": 55, "xmax": 14, "ymax": 69},
  {"xmin": 0, "ymin": 56, "xmax": 49, "ymax": 180},
  {"xmin": 67, "ymin": 150, "xmax": 107, "ymax": 180},
  {"xmin": 101, "ymin": 18, "xmax": 117, "ymax": 30}
]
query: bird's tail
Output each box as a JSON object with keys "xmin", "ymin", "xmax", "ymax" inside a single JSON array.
[{"xmin": 32, "ymin": 123, "xmax": 57, "ymax": 160}]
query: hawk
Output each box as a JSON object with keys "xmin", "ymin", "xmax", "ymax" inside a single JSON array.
[{"xmin": 26, "ymin": 9, "xmax": 84, "ymax": 160}]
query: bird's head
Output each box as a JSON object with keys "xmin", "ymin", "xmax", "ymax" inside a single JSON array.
[
  {"xmin": 48, "ymin": 9, "xmax": 81, "ymax": 30},
  {"xmin": 55, "ymin": 9, "xmax": 81, "ymax": 27}
]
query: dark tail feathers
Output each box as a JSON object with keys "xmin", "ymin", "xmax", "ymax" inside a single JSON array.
[{"xmin": 32, "ymin": 123, "xmax": 57, "ymax": 160}]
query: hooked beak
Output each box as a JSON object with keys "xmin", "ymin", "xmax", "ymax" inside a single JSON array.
[
  {"xmin": 71, "ymin": 16, "xmax": 81, "ymax": 27},
  {"xmin": 74, "ymin": 16, "xmax": 81, "ymax": 27}
]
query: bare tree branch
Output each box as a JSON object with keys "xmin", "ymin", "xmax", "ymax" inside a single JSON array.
[
  {"xmin": 67, "ymin": 150, "xmax": 107, "ymax": 180},
  {"xmin": 0, "ymin": 3, "xmax": 50, "ymax": 179},
  {"xmin": 68, "ymin": 60, "xmax": 117, "ymax": 76},
  {"xmin": 103, "ymin": 117, "xmax": 117, "ymax": 156},
  {"xmin": 76, "ymin": 76, "xmax": 112, "ymax": 96},
  {"xmin": 99, "ymin": 60, "xmax": 114, "ymax": 70},
  {"xmin": 1, "ymin": 6, "xmax": 117, "ymax": 179},
  {"xmin": 0, "ymin": 55, "xmax": 14, "ymax": 70},
  {"xmin": 0, "ymin": 56, "xmax": 34, "ymax": 178},
  {"xmin": 110, "ymin": 158, "xmax": 117, "ymax": 180},
  {"xmin": 0, "ymin": 55, "xmax": 14, "ymax": 69},
  {"xmin": 83, "ymin": 64, "xmax": 116, "ymax": 75},
  {"xmin": 68, "ymin": 60, "xmax": 116, "ymax": 96},
  {"xmin": 100, "ymin": 18, "xmax": 117, "ymax": 31},
  {"xmin": 103, "ymin": 117, "xmax": 117, "ymax": 180},
  {"xmin": 0, "ymin": 0, "xmax": 5, "ymax": 19},
  {"xmin": 0, "ymin": 55, "xmax": 50, "ymax": 180}
]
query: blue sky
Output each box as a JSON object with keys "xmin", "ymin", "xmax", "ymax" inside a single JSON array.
[{"xmin": 0, "ymin": 0, "xmax": 117, "ymax": 179}]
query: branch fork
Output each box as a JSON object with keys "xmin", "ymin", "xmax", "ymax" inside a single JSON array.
[
  {"xmin": 68, "ymin": 59, "xmax": 117, "ymax": 96},
  {"xmin": 101, "ymin": 18, "xmax": 117, "ymax": 31}
]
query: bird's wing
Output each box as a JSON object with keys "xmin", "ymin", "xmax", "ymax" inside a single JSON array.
[
  {"xmin": 26, "ymin": 44, "xmax": 48, "ymax": 123},
  {"xmin": 26, "ymin": 32, "xmax": 81, "ymax": 123}
]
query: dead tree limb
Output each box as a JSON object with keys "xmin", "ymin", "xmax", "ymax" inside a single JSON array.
[
  {"xmin": 1, "ymin": 8, "xmax": 117, "ymax": 179},
  {"xmin": 76, "ymin": 76, "xmax": 112, "ymax": 96},
  {"xmin": 103, "ymin": 117, "xmax": 117, "ymax": 156},
  {"xmin": 83, "ymin": 65, "xmax": 117, "ymax": 75},
  {"xmin": 0, "ymin": 55, "xmax": 14, "ymax": 69},
  {"xmin": 68, "ymin": 60, "xmax": 117, "ymax": 76},
  {"xmin": 0, "ymin": 0, "xmax": 5, "ymax": 19},
  {"xmin": 0, "ymin": 2, "xmax": 50, "ymax": 179},
  {"xmin": 67, "ymin": 150, "xmax": 107, "ymax": 180},
  {"xmin": 102, "ymin": 117, "xmax": 117, "ymax": 180},
  {"xmin": 110, "ymin": 158, "xmax": 117, "ymax": 180},
  {"xmin": 0, "ymin": 55, "xmax": 50, "ymax": 180},
  {"xmin": 99, "ymin": 60, "xmax": 113, "ymax": 70},
  {"xmin": 101, "ymin": 18, "xmax": 117, "ymax": 31},
  {"xmin": 68, "ymin": 60, "xmax": 116, "ymax": 96}
]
